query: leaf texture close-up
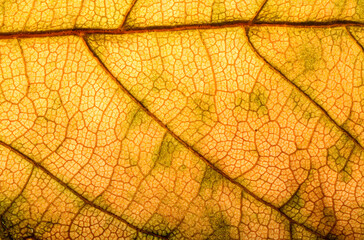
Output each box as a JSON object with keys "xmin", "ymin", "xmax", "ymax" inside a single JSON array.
[{"xmin": 1, "ymin": 0, "xmax": 364, "ymax": 239}]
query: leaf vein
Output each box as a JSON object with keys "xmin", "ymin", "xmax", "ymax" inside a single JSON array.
[
  {"xmin": 244, "ymin": 26, "xmax": 364, "ymax": 151},
  {"xmin": 0, "ymin": 140, "xmax": 167, "ymax": 240},
  {"xmin": 81, "ymin": 34, "xmax": 326, "ymax": 239},
  {"xmin": 250, "ymin": 0, "xmax": 269, "ymax": 24},
  {"xmin": 119, "ymin": 0, "xmax": 139, "ymax": 30},
  {"xmin": 0, "ymin": 167, "xmax": 34, "ymax": 218},
  {"xmin": 1, "ymin": 21, "xmax": 364, "ymax": 40},
  {"xmin": 346, "ymin": 26, "xmax": 364, "ymax": 53}
]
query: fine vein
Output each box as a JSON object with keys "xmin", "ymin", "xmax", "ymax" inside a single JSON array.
[
  {"xmin": 244, "ymin": 26, "xmax": 364, "ymax": 151},
  {"xmin": 81, "ymin": 35, "xmax": 326, "ymax": 239},
  {"xmin": 0, "ymin": 140, "xmax": 167, "ymax": 240}
]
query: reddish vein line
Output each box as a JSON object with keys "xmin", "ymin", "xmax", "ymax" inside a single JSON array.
[
  {"xmin": 244, "ymin": 27, "xmax": 364, "ymax": 151},
  {"xmin": 0, "ymin": 140, "xmax": 167, "ymax": 240},
  {"xmin": 80, "ymin": 36, "xmax": 326, "ymax": 239},
  {"xmin": 0, "ymin": 21, "xmax": 364, "ymax": 39}
]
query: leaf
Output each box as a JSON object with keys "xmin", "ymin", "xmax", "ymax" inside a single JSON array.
[{"xmin": 0, "ymin": 0, "xmax": 364, "ymax": 239}]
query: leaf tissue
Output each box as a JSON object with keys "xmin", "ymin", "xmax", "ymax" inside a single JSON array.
[{"xmin": 0, "ymin": 0, "xmax": 364, "ymax": 239}]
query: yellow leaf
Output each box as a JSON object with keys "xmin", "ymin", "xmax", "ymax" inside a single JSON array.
[{"xmin": 0, "ymin": 0, "xmax": 364, "ymax": 239}]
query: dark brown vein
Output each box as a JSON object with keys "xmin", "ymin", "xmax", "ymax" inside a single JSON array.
[
  {"xmin": 250, "ymin": 0, "xmax": 269, "ymax": 23},
  {"xmin": 0, "ymin": 140, "xmax": 167, "ymax": 240},
  {"xmin": 0, "ymin": 21, "xmax": 364, "ymax": 39},
  {"xmin": 81, "ymin": 35, "xmax": 326, "ymax": 239},
  {"xmin": 244, "ymin": 27, "xmax": 364, "ymax": 151},
  {"xmin": 346, "ymin": 26, "xmax": 364, "ymax": 52},
  {"xmin": 119, "ymin": 0, "xmax": 139, "ymax": 29}
]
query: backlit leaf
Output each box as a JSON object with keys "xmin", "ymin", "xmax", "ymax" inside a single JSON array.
[{"xmin": 0, "ymin": 0, "xmax": 364, "ymax": 239}]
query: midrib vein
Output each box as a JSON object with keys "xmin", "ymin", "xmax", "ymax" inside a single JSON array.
[{"xmin": 0, "ymin": 20, "xmax": 363, "ymax": 39}]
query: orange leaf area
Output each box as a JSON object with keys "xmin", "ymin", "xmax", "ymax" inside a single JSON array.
[{"xmin": 1, "ymin": 0, "xmax": 364, "ymax": 239}]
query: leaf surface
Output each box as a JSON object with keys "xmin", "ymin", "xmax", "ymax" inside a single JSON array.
[{"xmin": 0, "ymin": 0, "xmax": 364, "ymax": 239}]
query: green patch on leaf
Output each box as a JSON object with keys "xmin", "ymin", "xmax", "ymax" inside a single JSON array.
[
  {"xmin": 211, "ymin": 0, "xmax": 227, "ymax": 22},
  {"xmin": 0, "ymin": 216, "xmax": 11, "ymax": 240},
  {"xmin": 249, "ymin": 83, "xmax": 269, "ymax": 117},
  {"xmin": 296, "ymin": 33, "xmax": 322, "ymax": 72},
  {"xmin": 326, "ymin": 233, "xmax": 340, "ymax": 240},
  {"xmin": 200, "ymin": 166, "xmax": 223, "ymax": 193},
  {"xmin": 357, "ymin": 0, "xmax": 364, "ymax": 18},
  {"xmin": 234, "ymin": 90, "xmax": 250, "ymax": 110},
  {"xmin": 291, "ymin": 224, "xmax": 325, "ymax": 240},
  {"xmin": 155, "ymin": 133, "xmax": 180, "ymax": 167},
  {"xmin": 151, "ymin": 73, "xmax": 167, "ymax": 92},
  {"xmin": 144, "ymin": 213, "xmax": 171, "ymax": 237},
  {"xmin": 207, "ymin": 211, "xmax": 231, "ymax": 240},
  {"xmin": 301, "ymin": 50, "xmax": 319, "ymax": 71},
  {"xmin": 1, "ymin": 197, "xmax": 39, "ymax": 240},
  {"xmin": 189, "ymin": 93, "xmax": 216, "ymax": 122},
  {"xmin": 327, "ymin": 134, "xmax": 354, "ymax": 172},
  {"xmin": 339, "ymin": 159, "xmax": 353, "ymax": 183},
  {"xmin": 178, "ymin": 93, "xmax": 217, "ymax": 142},
  {"xmin": 321, "ymin": 207, "xmax": 336, "ymax": 228},
  {"xmin": 281, "ymin": 191, "xmax": 307, "ymax": 222},
  {"xmin": 127, "ymin": 108, "xmax": 147, "ymax": 130},
  {"xmin": 136, "ymin": 231, "xmax": 162, "ymax": 240}
]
